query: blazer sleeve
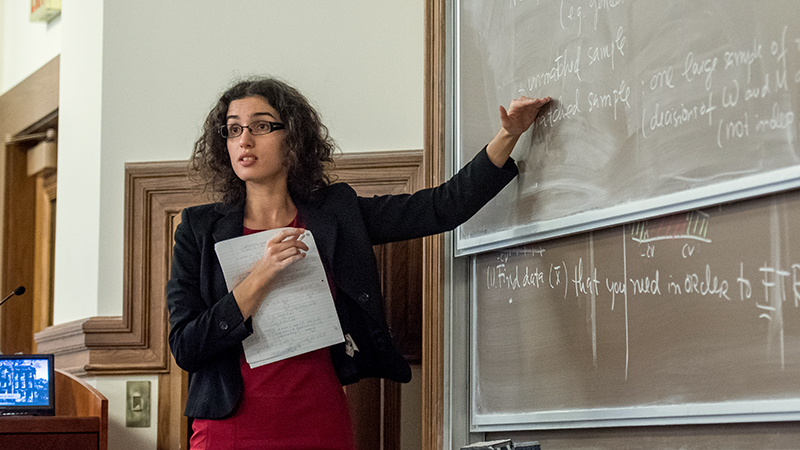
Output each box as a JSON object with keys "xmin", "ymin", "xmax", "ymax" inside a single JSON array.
[
  {"xmin": 167, "ymin": 207, "xmax": 252, "ymax": 373},
  {"xmin": 356, "ymin": 146, "xmax": 518, "ymax": 245}
]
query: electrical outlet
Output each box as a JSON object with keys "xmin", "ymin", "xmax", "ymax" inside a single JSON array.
[{"xmin": 126, "ymin": 381, "xmax": 151, "ymax": 427}]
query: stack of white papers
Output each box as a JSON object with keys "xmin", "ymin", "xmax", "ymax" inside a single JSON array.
[{"xmin": 214, "ymin": 229, "xmax": 344, "ymax": 368}]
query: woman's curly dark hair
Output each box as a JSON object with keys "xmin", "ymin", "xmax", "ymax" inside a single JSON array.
[{"xmin": 190, "ymin": 76, "xmax": 336, "ymax": 205}]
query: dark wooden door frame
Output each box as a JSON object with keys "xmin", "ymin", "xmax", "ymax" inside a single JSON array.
[
  {"xmin": 422, "ymin": 2, "xmax": 447, "ymax": 449},
  {"xmin": 0, "ymin": 56, "xmax": 59, "ymax": 355}
]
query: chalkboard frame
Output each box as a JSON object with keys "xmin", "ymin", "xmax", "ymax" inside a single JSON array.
[
  {"xmin": 456, "ymin": 168, "xmax": 800, "ymax": 255},
  {"xmin": 468, "ymin": 256, "xmax": 800, "ymax": 431},
  {"xmin": 456, "ymin": 0, "xmax": 800, "ymax": 431},
  {"xmin": 453, "ymin": 0, "xmax": 800, "ymax": 256}
]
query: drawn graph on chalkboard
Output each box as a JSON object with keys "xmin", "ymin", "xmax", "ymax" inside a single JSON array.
[{"xmin": 630, "ymin": 211, "xmax": 711, "ymax": 243}]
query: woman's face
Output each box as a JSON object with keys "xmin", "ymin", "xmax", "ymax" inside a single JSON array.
[{"xmin": 225, "ymin": 96, "xmax": 288, "ymax": 188}]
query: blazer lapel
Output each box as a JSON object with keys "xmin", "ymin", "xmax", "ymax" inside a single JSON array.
[
  {"xmin": 212, "ymin": 202, "xmax": 245, "ymax": 244},
  {"xmin": 296, "ymin": 202, "xmax": 337, "ymax": 270}
]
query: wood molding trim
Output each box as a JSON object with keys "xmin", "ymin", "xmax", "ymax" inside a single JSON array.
[
  {"xmin": 0, "ymin": 56, "xmax": 59, "ymax": 138},
  {"xmin": 422, "ymin": 1, "xmax": 447, "ymax": 449},
  {"xmin": 330, "ymin": 150, "xmax": 424, "ymax": 196},
  {"xmin": 35, "ymin": 150, "xmax": 423, "ymax": 449},
  {"xmin": 36, "ymin": 161, "xmax": 207, "ymax": 375},
  {"xmin": 33, "ymin": 171, "xmax": 57, "ymax": 351},
  {"xmin": 34, "ymin": 149, "xmax": 424, "ymax": 375}
]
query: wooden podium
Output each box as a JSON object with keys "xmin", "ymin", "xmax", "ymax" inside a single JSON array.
[{"xmin": 0, "ymin": 369, "xmax": 108, "ymax": 450}]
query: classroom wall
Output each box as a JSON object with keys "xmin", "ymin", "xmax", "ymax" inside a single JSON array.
[
  {"xmin": 3, "ymin": 1, "xmax": 424, "ymax": 449},
  {"xmin": 0, "ymin": 1, "xmax": 5, "ymax": 92},
  {"xmin": 0, "ymin": 0, "xmax": 62, "ymax": 94},
  {"xmin": 55, "ymin": 0, "xmax": 424, "ymax": 322}
]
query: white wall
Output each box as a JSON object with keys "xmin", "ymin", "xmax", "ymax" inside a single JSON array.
[
  {"xmin": 0, "ymin": 0, "xmax": 62, "ymax": 94},
  {"xmin": 0, "ymin": 1, "xmax": 3, "ymax": 87},
  {"xmin": 53, "ymin": 0, "xmax": 104, "ymax": 320},
  {"xmin": 54, "ymin": 0, "xmax": 424, "ymax": 321}
]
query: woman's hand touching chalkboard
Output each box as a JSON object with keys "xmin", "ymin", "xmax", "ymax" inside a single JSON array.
[{"xmin": 487, "ymin": 96, "xmax": 551, "ymax": 168}]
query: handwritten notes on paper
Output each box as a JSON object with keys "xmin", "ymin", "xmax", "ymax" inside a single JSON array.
[{"xmin": 215, "ymin": 229, "xmax": 344, "ymax": 368}]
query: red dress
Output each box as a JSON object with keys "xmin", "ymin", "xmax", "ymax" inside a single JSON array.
[{"xmin": 190, "ymin": 218, "xmax": 355, "ymax": 450}]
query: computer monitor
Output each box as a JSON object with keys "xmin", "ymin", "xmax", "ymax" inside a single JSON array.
[{"xmin": 0, "ymin": 354, "xmax": 55, "ymax": 416}]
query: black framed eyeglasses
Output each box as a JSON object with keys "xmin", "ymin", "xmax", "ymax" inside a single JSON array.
[{"xmin": 219, "ymin": 121, "xmax": 285, "ymax": 138}]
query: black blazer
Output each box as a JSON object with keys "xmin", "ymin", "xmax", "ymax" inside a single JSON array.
[{"xmin": 167, "ymin": 147, "xmax": 518, "ymax": 419}]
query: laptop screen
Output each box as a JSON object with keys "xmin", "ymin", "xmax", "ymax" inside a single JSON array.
[{"xmin": 0, "ymin": 354, "xmax": 55, "ymax": 416}]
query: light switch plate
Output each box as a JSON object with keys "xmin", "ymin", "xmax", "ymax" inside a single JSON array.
[{"xmin": 126, "ymin": 381, "xmax": 151, "ymax": 427}]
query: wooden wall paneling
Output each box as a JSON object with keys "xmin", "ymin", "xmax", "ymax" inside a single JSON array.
[
  {"xmin": 158, "ymin": 215, "xmax": 190, "ymax": 450},
  {"xmin": 347, "ymin": 378, "xmax": 384, "ymax": 449},
  {"xmin": 35, "ymin": 150, "xmax": 423, "ymax": 449},
  {"xmin": 422, "ymin": 0, "xmax": 447, "ymax": 449},
  {"xmin": 346, "ymin": 377, "xmax": 403, "ymax": 450},
  {"xmin": 378, "ymin": 239, "xmax": 423, "ymax": 363},
  {"xmin": 158, "ymin": 354, "xmax": 189, "ymax": 450},
  {"xmin": 329, "ymin": 150, "xmax": 423, "ymax": 196},
  {"xmin": 36, "ymin": 161, "xmax": 211, "ymax": 375}
]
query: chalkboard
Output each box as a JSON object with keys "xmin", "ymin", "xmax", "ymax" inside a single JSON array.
[
  {"xmin": 456, "ymin": 0, "xmax": 800, "ymax": 255},
  {"xmin": 471, "ymin": 189, "xmax": 800, "ymax": 430}
]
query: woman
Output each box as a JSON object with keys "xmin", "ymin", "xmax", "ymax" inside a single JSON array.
[{"xmin": 167, "ymin": 76, "xmax": 550, "ymax": 449}]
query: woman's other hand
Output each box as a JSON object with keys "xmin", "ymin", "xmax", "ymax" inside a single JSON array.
[{"xmin": 232, "ymin": 228, "xmax": 309, "ymax": 319}]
